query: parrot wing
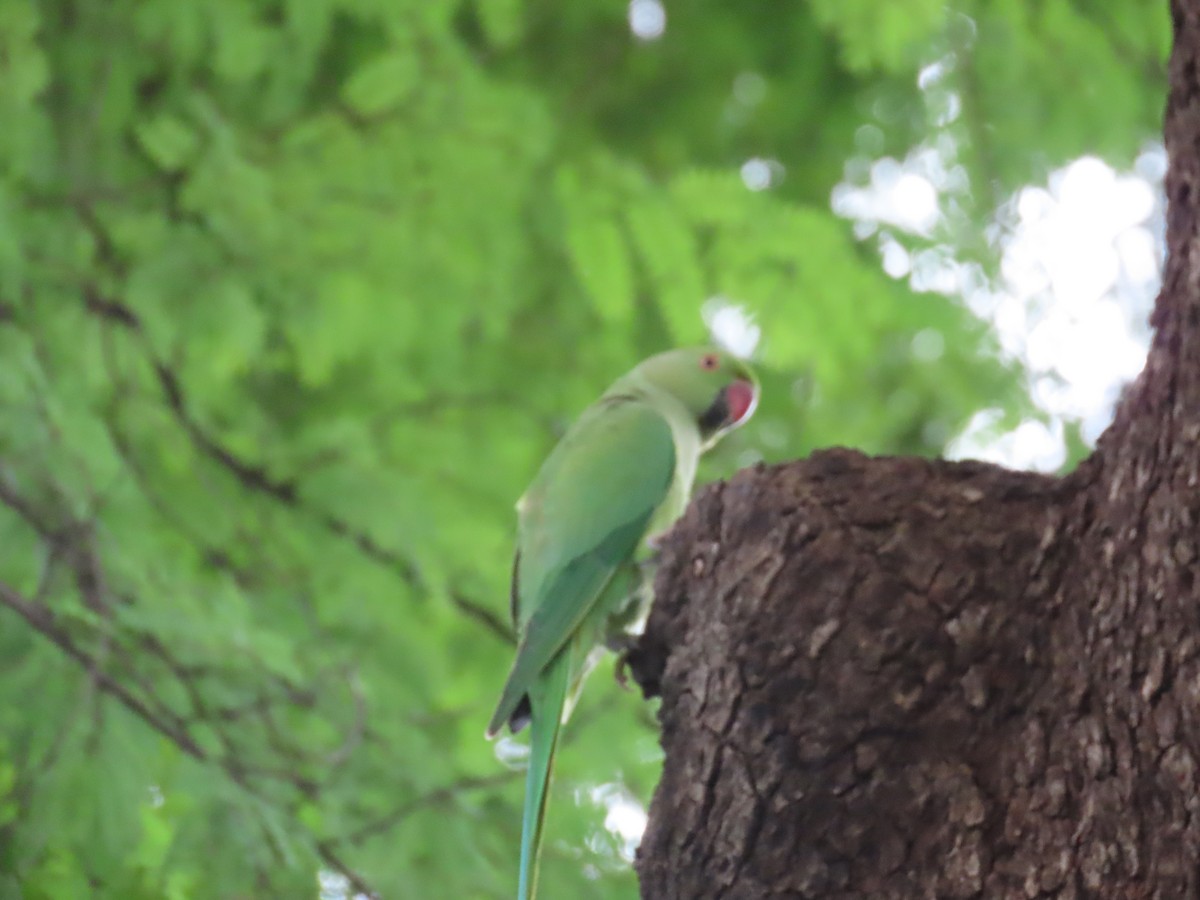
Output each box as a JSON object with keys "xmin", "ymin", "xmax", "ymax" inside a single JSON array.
[{"xmin": 487, "ymin": 396, "xmax": 676, "ymax": 737}]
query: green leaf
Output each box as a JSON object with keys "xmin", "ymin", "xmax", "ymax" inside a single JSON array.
[
  {"xmin": 474, "ymin": 0, "xmax": 525, "ymax": 48},
  {"xmin": 342, "ymin": 51, "xmax": 420, "ymax": 115},
  {"xmin": 135, "ymin": 116, "xmax": 199, "ymax": 171},
  {"xmin": 564, "ymin": 214, "xmax": 635, "ymax": 322}
]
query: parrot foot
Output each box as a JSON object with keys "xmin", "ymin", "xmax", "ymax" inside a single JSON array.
[
  {"xmin": 607, "ymin": 633, "xmax": 639, "ymax": 690},
  {"xmin": 614, "ymin": 653, "xmax": 632, "ymax": 691}
]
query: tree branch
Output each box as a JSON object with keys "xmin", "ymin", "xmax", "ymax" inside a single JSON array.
[
  {"xmin": 0, "ymin": 580, "xmax": 208, "ymax": 760},
  {"xmin": 335, "ymin": 771, "xmax": 517, "ymax": 847}
]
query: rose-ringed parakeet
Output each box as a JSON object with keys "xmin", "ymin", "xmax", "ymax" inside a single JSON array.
[{"xmin": 487, "ymin": 347, "xmax": 759, "ymax": 900}]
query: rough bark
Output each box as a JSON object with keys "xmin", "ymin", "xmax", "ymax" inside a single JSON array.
[{"xmin": 628, "ymin": 3, "xmax": 1200, "ymax": 897}]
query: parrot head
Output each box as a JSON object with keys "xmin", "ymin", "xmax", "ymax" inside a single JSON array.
[{"xmin": 633, "ymin": 347, "xmax": 759, "ymax": 445}]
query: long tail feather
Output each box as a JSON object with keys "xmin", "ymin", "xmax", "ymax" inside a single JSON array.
[{"xmin": 518, "ymin": 653, "xmax": 570, "ymax": 900}]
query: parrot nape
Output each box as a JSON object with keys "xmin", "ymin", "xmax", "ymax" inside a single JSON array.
[{"xmin": 487, "ymin": 346, "xmax": 759, "ymax": 900}]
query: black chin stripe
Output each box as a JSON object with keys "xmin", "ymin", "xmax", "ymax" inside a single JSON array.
[{"xmin": 698, "ymin": 389, "xmax": 729, "ymax": 434}]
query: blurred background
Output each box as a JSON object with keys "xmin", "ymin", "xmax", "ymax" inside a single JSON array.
[{"xmin": 0, "ymin": 1, "xmax": 1168, "ymax": 897}]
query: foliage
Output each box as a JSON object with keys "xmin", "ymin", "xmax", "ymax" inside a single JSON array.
[{"xmin": 0, "ymin": 0, "xmax": 1166, "ymax": 897}]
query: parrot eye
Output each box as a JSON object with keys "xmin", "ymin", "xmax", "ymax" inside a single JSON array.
[{"xmin": 700, "ymin": 353, "xmax": 719, "ymax": 371}]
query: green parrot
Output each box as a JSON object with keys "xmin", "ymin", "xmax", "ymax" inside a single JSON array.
[{"xmin": 487, "ymin": 346, "xmax": 759, "ymax": 900}]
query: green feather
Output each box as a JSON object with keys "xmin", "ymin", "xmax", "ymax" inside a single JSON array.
[
  {"xmin": 487, "ymin": 398, "xmax": 676, "ymax": 736},
  {"xmin": 517, "ymin": 651, "xmax": 569, "ymax": 900}
]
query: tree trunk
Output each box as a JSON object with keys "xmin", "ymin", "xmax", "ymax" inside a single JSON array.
[{"xmin": 628, "ymin": 2, "xmax": 1200, "ymax": 897}]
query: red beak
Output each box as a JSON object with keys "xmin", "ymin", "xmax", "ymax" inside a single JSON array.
[{"xmin": 726, "ymin": 379, "xmax": 758, "ymax": 425}]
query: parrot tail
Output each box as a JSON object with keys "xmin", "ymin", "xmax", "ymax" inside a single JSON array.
[{"xmin": 518, "ymin": 652, "xmax": 570, "ymax": 900}]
